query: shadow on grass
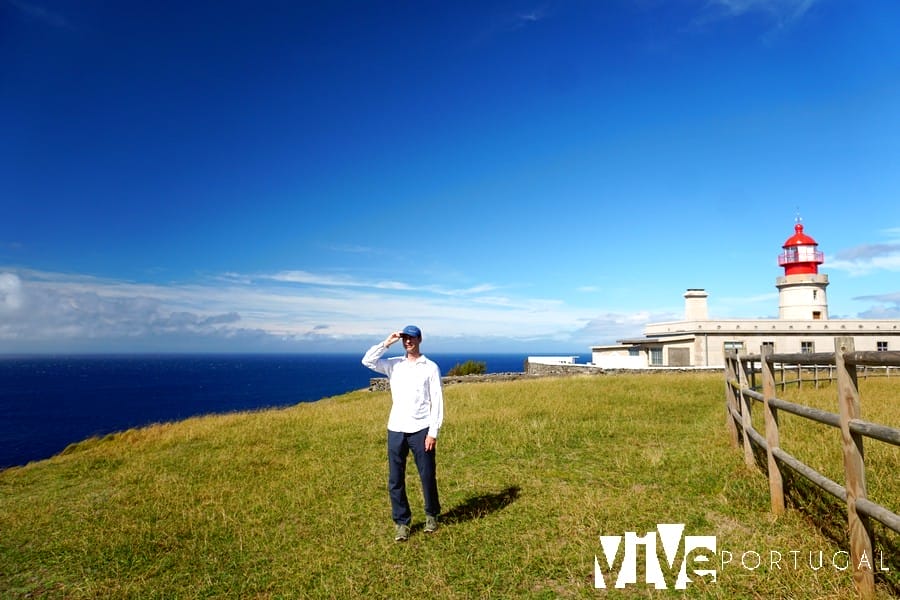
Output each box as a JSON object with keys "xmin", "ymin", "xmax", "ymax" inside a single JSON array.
[
  {"xmin": 742, "ymin": 431, "xmax": 900, "ymax": 596},
  {"xmin": 782, "ymin": 469, "xmax": 900, "ymax": 596},
  {"xmin": 440, "ymin": 485, "xmax": 521, "ymax": 524}
]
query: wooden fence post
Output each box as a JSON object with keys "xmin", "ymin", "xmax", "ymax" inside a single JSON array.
[
  {"xmin": 724, "ymin": 353, "xmax": 739, "ymax": 448},
  {"xmin": 760, "ymin": 344, "xmax": 784, "ymax": 514},
  {"xmin": 834, "ymin": 337, "xmax": 875, "ymax": 598},
  {"xmin": 750, "ymin": 358, "xmax": 757, "ymax": 391},
  {"xmin": 780, "ymin": 362, "xmax": 786, "ymax": 392},
  {"xmin": 736, "ymin": 355, "xmax": 754, "ymax": 467}
]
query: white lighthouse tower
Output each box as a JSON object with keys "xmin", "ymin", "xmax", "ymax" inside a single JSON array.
[{"xmin": 776, "ymin": 220, "xmax": 829, "ymax": 320}]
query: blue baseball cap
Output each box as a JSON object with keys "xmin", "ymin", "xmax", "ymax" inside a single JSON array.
[{"xmin": 401, "ymin": 325, "xmax": 422, "ymax": 338}]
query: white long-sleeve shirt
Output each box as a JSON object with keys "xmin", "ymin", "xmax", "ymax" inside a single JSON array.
[{"xmin": 362, "ymin": 343, "xmax": 444, "ymax": 438}]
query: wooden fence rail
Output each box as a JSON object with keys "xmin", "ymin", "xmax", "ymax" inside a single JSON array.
[
  {"xmin": 725, "ymin": 336, "xmax": 900, "ymax": 599},
  {"xmin": 744, "ymin": 360, "xmax": 897, "ymax": 393}
]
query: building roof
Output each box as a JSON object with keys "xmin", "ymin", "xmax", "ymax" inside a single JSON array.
[
  {"xmin": 783, "ymin": 223, "xmax": 818, "ymax": 247},
  {"xmin": 617, "ymin": 337, "xmax": 661, "ymax": 344}
]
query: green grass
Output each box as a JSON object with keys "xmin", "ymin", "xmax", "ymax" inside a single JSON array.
[{"xmin": 1, "ymin": 373, "xmax": 898, "ymax": 598}]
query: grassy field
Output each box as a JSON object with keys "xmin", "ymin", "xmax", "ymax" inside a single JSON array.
[{"xmin": 1, "ymin": 372, "xmax": 898, "ymax": 599}]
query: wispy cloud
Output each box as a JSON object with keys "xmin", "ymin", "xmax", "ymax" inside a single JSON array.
[
  {"xmin": 828, "ymin": 242, "xmax": 900, "ymax": 276},
  {"xmin": 835, "ymin": 243, "xmax": 900, "ymax": 261},
  {"xmin": 7, "ymin": 0, "xmax": 73, "ymax": 29},
  {"xmin": 259, "ymin": 270, "xmax": 502, "ymax": 298},
  {"xmin": 716, "ymin": 292, "xmax": 780, "ymax": 318},
  {"xmin": 719, "ymin": 292, "xmax": 780, "ymax": 305},
  {"xmin": 468, "ymin": 4, "xmax": 552, "ymax": 48},
  {"xmin": 575, "ymin": 311, "xmax": 676, "ymax": 344},
  {"xmin": 853, "ymin": 292, "xmax": 900, "ymax": 319},
  {"xmin": 513, "ymin": 6, "xmax": 549, "ymax": 29},
  {"xmin": 321, "ymin": 242, "xmax": 384, "ymax": 255},
  {"xmin": 825, "ymin": 231, "xmax": 900, "ymax": 317},
  {"xmin": 0, "ymin": 267, "xmax": 650, "ymax": 352},
  {"xmin": 855, "ymin": 292, "xmax": 900, "ymax": 304},
  {"xmin": 706, "ymin": 0, "xmax": 818, "ymax": 20},
  {"xmin": 263, "ymin": 270, "xmax": 381, "ymax": 288},
  {"xmin": 695, "ymin": 0, "xmax": 821, "ymax": 38}
]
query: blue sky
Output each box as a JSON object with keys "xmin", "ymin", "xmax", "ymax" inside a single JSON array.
[{"xmin": 2, "ymin": 0, "xmax": 900, "ymax": 354}]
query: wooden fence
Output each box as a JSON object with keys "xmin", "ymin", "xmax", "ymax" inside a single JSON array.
[
  {"xmin": 725, "ymin": 336, "xmax": 900, "ymax": 599},
  {"xmin": 746, "ymin": 362, "xmax": 898, "ymax": 392}
]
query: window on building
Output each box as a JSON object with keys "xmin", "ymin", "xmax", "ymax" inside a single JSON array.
[
  {"xmin": 628, "ymin": 347, "xmax": 640, "ymax": 357},
  {"xmin": 801, "ymin": 341, "xmax": 814, "ymax": 354},
  {"xmin": 812, "ymin": 311, "xmax": 822, "ymax": 320},
  {"xmin": 724, "ymin": 341, "xmax": 744, "ymax": 355},
  {"xmin": 761, "ymin": 341, "xmax": 774, "ymax": 354},
  {"xmin": 668, "ymin": 347, "xmax": 690, "ymax": 367},
  {"xmin": 877, "ymin": 341, "xmax": 888, "ymax": 352},
  {"xmin": 813, "ymin": 290, "xmax": 818, "ymax": 300},
  {"xmin": 650, "ymin": 347, "xmax": 663, "ymax": 366}
]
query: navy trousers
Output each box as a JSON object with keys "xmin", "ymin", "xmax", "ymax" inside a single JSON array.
[{"xmin": 387, "ymin": 428, "xmax": 440, "ymax": 525}]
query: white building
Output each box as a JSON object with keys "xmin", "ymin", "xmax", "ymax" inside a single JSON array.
[
  {"xmin": 526, "ymin": 356, "xmax": 579, "ymax": 365},
  {"xmin": 591, "ymin": 222, "xmax": 900, "ymax": 368}
]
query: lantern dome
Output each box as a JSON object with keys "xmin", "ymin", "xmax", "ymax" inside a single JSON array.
[
  {"xmin": 778, "ymin": 222, "xmax": 824, "ymax": 276},
  {"xmin": 783, "ymin": 223, "xmax": 818, "ymax": 248}
]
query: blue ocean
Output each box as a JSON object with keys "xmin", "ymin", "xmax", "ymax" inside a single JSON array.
[{"xmin": 0, "ymin": 353, "xmax": 537, "ymax": 470}]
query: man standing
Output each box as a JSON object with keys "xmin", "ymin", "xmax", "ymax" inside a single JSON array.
[{"xmin": 362, "ymin": 325, "xmax": 444, "ymax": 542}]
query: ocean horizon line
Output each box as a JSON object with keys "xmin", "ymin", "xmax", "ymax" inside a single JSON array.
[
  {"xmin": 1, "ymin": 352, "xmax": 582, "ymax": 468},
  {"xmin": 0, "ymin": 350, "xmax": 587, "ymax": 358}
]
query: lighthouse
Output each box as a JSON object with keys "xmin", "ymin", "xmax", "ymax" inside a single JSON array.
[
  {"xmin": 776, "ymin": 220, "xmax": 829, "ymax": 320},
  {"xmin": 590, "ymin": 218, "xmax": 900, "ymax": 369}
]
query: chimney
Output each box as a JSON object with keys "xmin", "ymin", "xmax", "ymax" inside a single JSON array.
[{"xmin": 684, "ymin": 289, "xmax": 708, "ymax": 321}]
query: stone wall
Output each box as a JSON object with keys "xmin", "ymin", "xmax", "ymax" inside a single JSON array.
[
  {"xmin": 525, "ymin": 362, "xmax": 721, "ymax": 376},
  {"xmin": 524, "ymin": 362, "xmax": 605, "ymax": 377},
  {"xmin": 367, "ymin": 372, "xmax": 534, "ymax": 392},
  {"xmin": 367, "ymin": 362, "xmax": 722, "ymax": 391}
]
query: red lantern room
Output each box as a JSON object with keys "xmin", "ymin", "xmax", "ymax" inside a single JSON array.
[{"xmin": 778, "ymin": 222, "xmax": 824, "ymax": 276}]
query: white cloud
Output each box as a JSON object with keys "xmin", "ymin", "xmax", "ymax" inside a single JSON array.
[
  {"xmin": 705, "ymin": 0, "xmax": 818, "ymax": 21},
  {"xmin": 574, "ymin": 311, "xmax": 668, "ymax": 344},
  {"xmin": 0, "ymin": 273, "xmax": 24, "ymax": 311},
  {"xmin": 828, "ymin": 243, "xmax": 900, "ymax": 276},
  {"xmin": 264, "ymin": 270, "xmax": 372, "ymax": 287},
  {"xmin": 260, "ymin": 270, "xmax": 501, "ymax": 297},
  {"xmin": 834, "ymin": 243, "xmax": 900, "ymax": 262},
  {"xmin": 0, "ymin": 267, "xmax": 653, "ymax": 352},
  {"xmin": 853, "ymin": 292, "xmax": 900, "ymax": 319}
]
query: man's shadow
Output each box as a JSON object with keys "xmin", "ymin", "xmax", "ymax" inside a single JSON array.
[{"xmin": 440, "ymin": 485, "xmax": 520, "ymax": 524}]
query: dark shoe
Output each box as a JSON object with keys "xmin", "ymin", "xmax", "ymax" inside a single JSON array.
[
  {"xmin": 394, "ymin": 523, "xmax": 410, "ymax": 542},
  {"xmin": 424, "ymin": 515, "xmax": 438, "ymax": 533}
]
